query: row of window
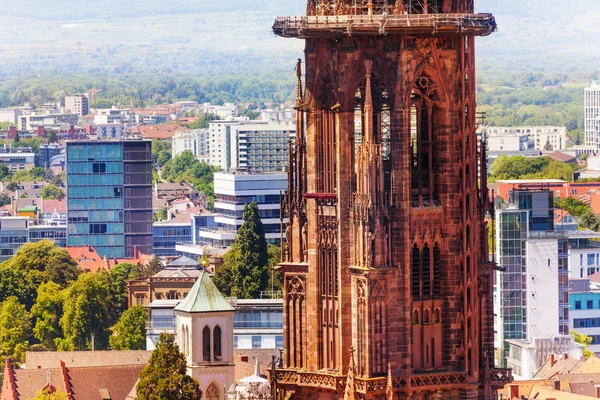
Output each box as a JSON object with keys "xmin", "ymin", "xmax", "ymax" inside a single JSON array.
[
  {"xmin": 67, "ymin": 175, "xmax": 124, "ymax": 187},
  {"xmin": 67, "ymin": 199, "xmax": 124, "ymax": 211},
  {"xmin": 573, "ymin": 299, "xmax": 600, "ymax": 310},
  {"xmin": 68, "ymin": 234, "xmax": 125, "ymax": 247},
  {"xmin": 413, "ymin": 308, "xmax": 441, "ymax": 325},
  {"xmin": 573, "ymin": 318, "xmax": 600, "ymax": 328},
  {"xmin": 68, "ymin": 187, "xmax": 123, "ymax": 199}
]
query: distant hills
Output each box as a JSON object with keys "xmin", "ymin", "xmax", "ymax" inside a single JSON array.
[{"xmin": 0, "ymin": 0, "xmax": 597, "ymax": 77}]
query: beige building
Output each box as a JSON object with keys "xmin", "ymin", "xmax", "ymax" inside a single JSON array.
[
  {"xmin": 483, "ymin": 126, "xmax": 567, "ymax": 151},
  {"xmin": 64, "ymin": 94, "xmax": 89, "ymax": 117}
]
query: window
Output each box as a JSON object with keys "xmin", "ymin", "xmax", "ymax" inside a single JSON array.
[
  {"xmin": 588, "ymin": 300, "xmax": 594, "ymax": 309},
  {"xmin": 92, "ymin": 162, "xmax": 106, "ymax": 173},
  {"xmin": 203, "ymin": 326, "xmax": 211, "ymax": 362},
  {"xmin": 89, "ymin": 223, "xmax": 107, "ymax": 234},
  {"xmin": 114, "ymin": 187, "xmax": 122, "ymax": 197},
  {"xmin": 575, "ymin": 301, "xmax": 582, "ymax": 310},
  {"xmin": 213, "ymin": 326, "xmax": 222, "ymax": 361}
]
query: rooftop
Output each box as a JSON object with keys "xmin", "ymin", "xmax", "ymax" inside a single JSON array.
[{"xmin": 174, "ymin": 271, "xmax": 235, "ymax": 313}]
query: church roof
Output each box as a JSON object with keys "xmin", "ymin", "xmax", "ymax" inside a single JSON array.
[
  {"xmin": 166, "ymin": 256, "xmax": 201, "ymax": 268},
  {"xmin": 174, "ymin": 271, "xmax": 234, "ymax": 313}
]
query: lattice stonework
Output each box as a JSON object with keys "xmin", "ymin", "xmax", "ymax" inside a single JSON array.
[{"xmin": 273, "ymin": 1, "xmax": 508, "ymax": 399}]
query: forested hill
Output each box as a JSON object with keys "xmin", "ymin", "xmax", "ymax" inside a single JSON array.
[{"xmin": 0, "ymin": 0, "xmax": 597, "ymax": 78}]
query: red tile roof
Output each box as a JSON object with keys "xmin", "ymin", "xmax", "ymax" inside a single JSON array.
[
  {"xmin": 131, "ymin": 124, "xmax": 186, "ymax": 139},
  {"xmin": 65, "ymin": 245, "xmax": 153, "ymax": 273}
]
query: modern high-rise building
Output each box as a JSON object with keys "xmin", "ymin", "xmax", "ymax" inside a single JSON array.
[
  {"xmin": 195, "ymin": 173, "xmax": 287, "ymax": 247},
  {"xmin": 272, "ymin": 1, "xmax": 509, "ymax": 399},
  {"xmin": 585, "ymin": 81, "xmax": 600, "ymax": 149},
  {"xmin": 66, "ymin": 139, "xmax": 153, "ymax": 258},
  {"xmin": 64, "ymin": 94, "xmax": 89, "ymax": 117}
]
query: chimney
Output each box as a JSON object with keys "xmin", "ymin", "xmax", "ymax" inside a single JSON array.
[
  {"xmin": 595, "ymin": 384, "xmax": 600, "ymax": 398},
  {"xmin": 554, "ymin": 380, "xmax": 560, "ymax": 391},
  {"xmin": 550, "ymin": 354, "xmax": 555, "ymax": 367},
  {"xmin": 563, "ymin": 353, "xmax": 568, "ymax": 361},
  {"xmin": 509, "ymin": 384, "xmax": 519, "ymax": 399}
]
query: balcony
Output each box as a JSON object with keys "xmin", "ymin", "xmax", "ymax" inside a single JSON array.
[{"xmin": 273, "ymin": 13, "xmax": 496, "ymax": 39}]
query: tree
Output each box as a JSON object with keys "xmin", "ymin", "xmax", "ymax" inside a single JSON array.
[
  {"xmin": 31, "ymin": 282, "xmax": 64, "ymax": 350},
  {"xmin": 153, "ymin": 207, "xmax": 168, "ymax": 222},
  {"xmin": 13, "ymin": 132, "xmax": 20, "ymax": 145},
  {"xmin": 32, "ymin": 390, "xmax": 69, "ymax": 400},
  {"xmin": 136, "ymin": 333, "xmax": 202, "ymax": 400},
  {"xmin": 0, "ymin": 193, "xmax": 11, "ymax": 206},
  {"xmin": 213, "ymin": 202, "xmax": 268, "ymax": 298},
  {"xmin": 0, "ymin": 296, "xmax": 31, "ymax": 362},
  {"xmin": 571, "ymin": 330, "xmax": 593, "ymax": 359},
  {"xmin": 109, "ymin": 305, "xmax": 147, "ymax": 350},
  {"xmin": 57, "ymin": 273, "xmax": 111, "ymax": 351},
  {"xmin": 47, "ymin": 130, "xmax": 58, "ymax": 144},
  {"xmin": 107, "ymin": 263, "xmax": 141, "ymax": 324},
  {"xmin": 0, "ymin": 240, "xmax": 80, "ymax": 308},
  {"xmin": 0, "ymin": 164, "xmax": 11, "ymax": 181},
  {"xmin": 137, "ymin": 257, "xmax": 165, "ymax": 278},
  {"xmin": 40, "ymin": 184, "xmax": 65, "ymax": 200}
]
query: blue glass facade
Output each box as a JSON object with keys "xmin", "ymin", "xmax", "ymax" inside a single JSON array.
[
  {"xmin": 66, "ymin": 140, "xmax": 153, "ymax": 258},
  {"xmin": 153, "ymin": 223, "xmax": 192, "ymax": 257}
]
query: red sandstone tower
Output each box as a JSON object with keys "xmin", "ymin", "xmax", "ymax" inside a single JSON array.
[{"xmin": 273, "ymin": 1, "xmax": 512, "ymax": 399}]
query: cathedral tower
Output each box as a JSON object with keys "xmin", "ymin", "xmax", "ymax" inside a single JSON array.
[{"xmin": 273, "ymin": 1, "xmax": 512, "ymax": 399}]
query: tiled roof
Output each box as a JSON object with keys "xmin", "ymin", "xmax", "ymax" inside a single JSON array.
[
  {"xmin": 64, "ymin": 245, "xmax": 107, "ymax": 273},
  {"xmin": 543, "ymin": 151, "xmax": 578, "ymax": 163},
  {"xmin": 528, "ymin": 387, "xmax": 598, "ymax": 400},
  {"xmin": 174, "ymin": 271, "xmax": 234, "ymax": 313},
  {"xmin": 68, "ymin": 365, "xmax": 144, "ymax": 400},
  {"xmin": 133, "ymin": 124, "xmax": 187, "ymax": 139}
]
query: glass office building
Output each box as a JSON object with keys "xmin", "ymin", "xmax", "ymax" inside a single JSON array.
[{"xmin": 66, "ymin": 140, "xmax": 153, "ymax": 258}]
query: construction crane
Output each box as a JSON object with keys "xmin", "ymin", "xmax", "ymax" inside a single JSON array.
[{"xmin": 88, "ymin": 87, "xmax": 102, "ymax": 105}]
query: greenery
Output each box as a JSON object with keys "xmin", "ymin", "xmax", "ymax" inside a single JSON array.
[
  {"xmin": 152, "ymin": 139, "xmax": 172, "ymax": 167},
  {"xmin": 161, "ymin": 151, "xmax": 220, "ymax": 207},
  {"xmin": 214, "ymin": 202, "xmax": 275, "ymax": 298},
  {"xmin": 0, "ymin": 296, "xmax": 31, "ymax": 362},
  {"xmin": 0, "ymin": 240, "xmax": 80, "ymax": 309},
  {"xmin": 153, "ymin": 207, "xmax": 168, "ymax": 222},
  {"xmin": 11, "ymin": 166, "xmax": 53, "ymax": 183},
  {"xmin": 0, "ymin": 193, "xmax": 11, "ymax": 206},
  {"xmin": 187, "ymin": 112, "xmax": 219, "ymax": 130},
  {"xmin": 40, "ymin": 184, "xmax": 65, "ymax": 200},
  {"xmin": 571, "ymin": 330, "xmax": 594, "ymax": 359},
  {"xmin": 57, "ymin": 272, "xmax": 111, "ymax": 351},
  {"xmin": 109, "ymin": 305, "xmax": 147, "ymax": 350},
  {"xmin": 489, "ymin": 155, "xmax": 578, "ymax": 182},
  {"xmin": 554, "ymin": 198, "xmax": 600, "ymax": 231},
  {"xmin": 31, "ymin": 282, "xmax": 64, "ymax": 350},
  {"xmin": 136, "ymin": 333, "xmax": 202, "ymax": 400},
  {"xmin": 32, "ymin": 390, "xmax": 69, "ymax": 400}
]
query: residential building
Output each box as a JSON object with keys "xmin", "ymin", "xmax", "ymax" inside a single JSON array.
[
  {"xmin": 196, "ymin": 173, "xmax": 287, "ymax": 247},
  {"xmin": 569, "ymin": 278, "xmax": 600, "ymax": 354},
  {"xmin": 94, "ymin": 123, "xmax": 124, "ymax": 139},
  {"xmin": 36, "ymin": 144, "xmax": 63, "ymax": 169},
  {"xmin": 0, "ymin": 145, "xmax": 35, "ymax": 172},
  {"xmin": 94, "ymin": 108, "xmax": 138, "ymax": 127},
  {"xmin": 146, "ymin": 299, "xmax": 181, "ymax": 350},
  {"xmin": 485, "ymin": 130, "xmax": 534, "ymax": 152},
  {"xmin": 0, "ymin": 108, "xmax": 22, "ymax": 125},
  {"xmin": 64, "ymin": 94, "xmax": 89, "ymax": 117},
  {"xmin": 66, "ymin": 139, "xmax": 153, "ymax": 258},
  {"xmin": 175, "ymin": 271, "xmax": 236, "ymax": 399},
  {"xmin": 171, "ymin": 129, "xmax": 209, "ymax": 160},
  {"xmin": 505, "ymin": 337, "xmax": 583, "ymax": 380},
  {"xmin": 234, "ymin": 121, "xmax": 295, "ymax": 173},
  {"xmin": 0, "ymin": 217, "xmax": 29, "ymax": 262},
  {"xmin": 208, "ymin": 120, "xmax": 237, "ymax": 171},
  {"xmin": 152, "ymin": 221, "xmax": 192, "ymax": 257},
  {"xmin": 566, "ymin": 230, "xmax": 600, "ymax": 279},
  {"xmin": 483, "ymin": 126, "xmax": 567, "ymax": 151},
  {"xmin": 585, "ymin": 81, "xmax": 600, "ymax": 149},
  {"xmin": 18, "ymin": 113, "xmax": 78, "ymax": 131},
  {"xmin": 128, "ymin": 256, "xmax": 203, "ymax": 307},
  {"xmin": 231, "ymin": 298, "xmax": 283, "ymax": 350},
  {"xmin": 28, "ymin": 225, "xmax": 67, "ymax": 247},
  {"xmin": 495, "ymin": 189, "xmax": 570, "ymax": 369}
]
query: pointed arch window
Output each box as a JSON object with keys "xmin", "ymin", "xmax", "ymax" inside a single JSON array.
[
  {"xmin": 203, "ymin": 326, "xmax": 211, "ymax": 362},
  {"xmin": 410, "ymin": 74, "xmax": 439, "ymax": 206},
  {"xmin": 206, "ymin": 383, "xmax": 220, "ymax": 400},
  {"xmin": 213, "ymin": 326, "xmax": 222, "ymax": 362}
]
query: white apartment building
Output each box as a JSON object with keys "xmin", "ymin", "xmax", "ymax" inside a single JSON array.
[
  {"xmin": 0, "ymin": 108, "xmax": 22, "ymax": 125},
  {"xmin": 18, "ymin": 113, "xmax": 79, "ymax": 131},
  {"xmin": 486, "ymin": 132, "xmax": 533, "ymax": 152},
  {"xmin": 483, "ymin": 126, "xmax": 567, "ymax": 151},
  {"xmin": 94, "ymin": 123, "xmax": 124, "ymax": 139},
  {"xmin": 64, "ymin": 94, "xmax": 89, "ymax": 117},
  {"xmin": 196, "ymin": 173, "xmax": 288, "ymax": 247},
  {"xmin": 171, "ymin": 129, "xmax": 209, "ymax": 160},
  {"xmin": 567, "ymin": 230, "xmax": 600, "ymax": 279},
  {"xmin": 207, "ymin": 120, "xmax": 295, "ymax": 173},
  {"xmin": 585, "ymin": 81, "xmax": 600, "ymax": 149},
  {"xmin": 93, "ymin": 109, "xmax": 139, "ymax": 128},
  {"xmin": 234, "ymin": 121, "xmax": 295, "ymax": 173}
]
